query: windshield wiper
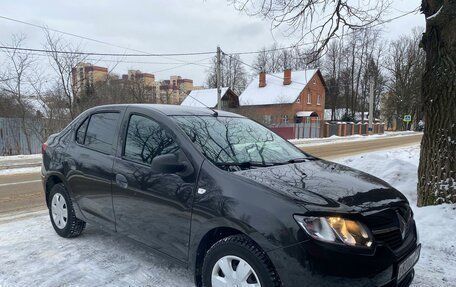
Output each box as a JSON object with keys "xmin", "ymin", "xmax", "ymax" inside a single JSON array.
[
  {"xmin": 269, "ymin": 157, "xmax": 313, "ymax": 166},
  {"xmin": 214, "ymin": 161, "xmax": 274, "ymax": 168},
  {"xmin": 287, "ymin": 158, "xmax": 310, "ymax": 163}
]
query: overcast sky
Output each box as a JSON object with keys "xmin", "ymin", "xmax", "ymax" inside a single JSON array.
[{"xmin": 0, "ymin": 0, "xmax": 424, "ymax": 86}]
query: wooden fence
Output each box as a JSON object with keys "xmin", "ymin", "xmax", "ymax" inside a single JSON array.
[
  {"xmin": 268, "ymin": 121, "xmax": 385, "ymax": 140},
  {"xmin": 0, "ymin": 118, "xmax": 43, "ymax": 155}
]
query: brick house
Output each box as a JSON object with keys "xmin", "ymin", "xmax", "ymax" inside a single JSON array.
[{"xmin": 239, "ymin": 69, "xmax": 326, "ymax": 125}]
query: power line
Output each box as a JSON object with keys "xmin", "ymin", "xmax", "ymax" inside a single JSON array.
[
  {"xmin": 0, "ymin": 15, "xmax": 215, "ymax": 57},
  {"xmin": 151, "ymin": 56, "xmax": 214, "ymax": 73},
  {"xmin": 5, "ymin": 49, "xmax": 213, "ymax": 66},
  {"xmin": 0, "ymin": 45, "xmax": 214, "ymax": 57},
  {"xmin": 223, "ymin": 51, "xmax": 309, "ymax": 86},
  {"xmin": 0, "ymin": 6, "xmax": 419, "ymax": 60},
  {"xmin": 220, "ymin": 6, "xmax": 422, "ymax": 90},
  {"xmin": 0, "ymin": 14, "xmax": 215, "ymax": 71},
  {"xmin": 225, "ymin": 7, "xmax": 421, "ymax": 55},
  {"xmin": 0, "ymin": 6, "xmax": 420, "ymax": 81},
  {"xmin": 223, "ymin": 51, "xmax": 354, "ymax": 90},
  {"xmin": 1, "ymin": 7, "xmax": 419, "ymax": 59}
]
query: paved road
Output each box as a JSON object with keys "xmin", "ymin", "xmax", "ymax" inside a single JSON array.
[
  {"xmin": 0, "ymin": 134, "xmax": 422, "ymax": 217},
  {"xmin": 0, "ymin": 173, "xmax": 44, "ymax": 216},
  {"xmin": 300, "ymin": 134, "xmax": 422, "ymax": 159}
]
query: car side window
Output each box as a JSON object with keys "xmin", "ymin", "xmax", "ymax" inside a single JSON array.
[
  {"xmin": 124, "ymin": 114, "xmax": 179, "ymax": 165},
  {"xmin": 84, "ymin": 112, "xmax": 120, "ymax": 154},
  {"xmin": 75, "ymin": 117, "xmax": 89, "ymax": 145}
]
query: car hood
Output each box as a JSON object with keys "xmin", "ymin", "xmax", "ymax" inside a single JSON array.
[{"xmin": 234, "ymin": 160, "xmax": 408, "ymax": 213}]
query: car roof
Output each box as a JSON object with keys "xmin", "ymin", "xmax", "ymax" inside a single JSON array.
[{"xmin": 90, "ymin": 104, "xmax": 244, "ymax": 117}]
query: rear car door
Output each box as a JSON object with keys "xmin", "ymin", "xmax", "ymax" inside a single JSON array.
[
  {"xmin": 111, "ymin": 108, "xmax": 197, "ymax": 263},
  {"xmin": 66, "ymin": 108, "xmax": 124, "ymax": 230}
]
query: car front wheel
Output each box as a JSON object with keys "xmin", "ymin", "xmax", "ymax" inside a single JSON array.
[
  {"xmin": 202, "ymin": 234, "xmax": 280, "ymax": 287},
  {"xmin": 49, "ymin": 183, "xmax": 86, "ymax": 238}
]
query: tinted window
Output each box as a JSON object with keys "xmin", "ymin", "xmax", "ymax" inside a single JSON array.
[
  {"xmin": 84, "ymin": 113, "xmax": 120, "ymax": 154},
  {"xmin": 124, "ymin": 115, "xmax": 179, "ymax": 165},
  {"xmin": 75, "ymin": 118, "xmax": 89, "ymax": 144}
]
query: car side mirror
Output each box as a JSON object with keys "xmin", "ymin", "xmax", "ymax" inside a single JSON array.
[{"xmin": 151, "ymin": 154, "xmax": 185, "ymax": 174}]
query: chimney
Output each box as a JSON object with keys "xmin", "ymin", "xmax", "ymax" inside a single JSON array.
[
  {"xmin": 259, "ymin": 71, "xmax": 266, "ymax": 88},
  {"xmin": 283, "ymin": 69, "xmax": 292, "ymax": 85}
]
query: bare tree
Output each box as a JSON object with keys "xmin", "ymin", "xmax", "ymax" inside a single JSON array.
[
  {"xmin": 322, "ymin": 40, "xmax": 342, "ymax": 120},
  {"xmin": 230, "ymin": 0, "xmax": 390, "ymax": 56},
  {"xmin": 0, "ymin": 34, "xmax": 36, "ymax": 154},
  {"xmin": 206, "ymin": 54, "xmax": 248, "ymax": 95},
  {"xmin": 383, "ymin": 30, "xmax": 425, "ymax": 131},
  {"xmin": 252, "ymin": 44, "xmax": 320, "ymax": 75},
  {"xmin": 320, "ymin": 27, "xmax": 385, "ymax": 121},
  {"xmin": 44, "ymin": 29, "xmax": 87, "ymax": 119}
]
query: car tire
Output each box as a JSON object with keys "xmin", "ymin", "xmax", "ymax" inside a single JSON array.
[
  {"xmin": 202, "ymin": 234, "xmax": 281, "ymax": 287},
  {"xmin": 48, "ymin": 183, "xmax": 86, "ymax": 238}
]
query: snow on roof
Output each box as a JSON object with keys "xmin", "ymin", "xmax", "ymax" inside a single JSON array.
[
  {"xmin": 240, "ymin": 69, "xmax": 317, "ymax": 106},
  {"xmin": 296, "ymin": 111, "xmax": 318, "ymax": 117},
  {"xmin": 181, "ymin": 87, "xmax": 229, "ymax": 108}
]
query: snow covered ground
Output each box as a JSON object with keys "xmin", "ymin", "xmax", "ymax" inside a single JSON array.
[
  {"xmin": 0, "ymin": 154, "xmax": 42, "ymax": 174},
  {"xmin": 0, "ymin": 144, "xmax": 455, "ymax": 286},
  {"xmin": 0, "ymin": 154, "xmax": 42, "ymax": 161},
  {"xmin": 290, "ymin": 131, "xmax": 420, "ymax": 146},
  {"xmin": 0, "ymin": 166, "xmax": 41, "ymax": 176}
]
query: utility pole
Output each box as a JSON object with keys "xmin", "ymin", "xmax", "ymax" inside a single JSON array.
[
  {"xmin": 216, "ymin": 46, "xmax": 222, "ymax": 110},
  {"xmin": 368, "ymin": 77, "xmax": 374, "ymax": 135}
]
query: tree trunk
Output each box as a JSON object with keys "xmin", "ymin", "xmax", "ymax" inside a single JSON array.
[{"xmin": 418, "ymin": 0, "xmax": 456, "ymax": 206}]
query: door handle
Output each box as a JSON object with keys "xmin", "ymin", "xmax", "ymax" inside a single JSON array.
[{"xmin": 115, "ymin": 174, "xmax": 128, "ymax": 188}]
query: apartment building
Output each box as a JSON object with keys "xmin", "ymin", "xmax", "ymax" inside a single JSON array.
[{"xmin": 71, "ymin": 63, "xmax": 108, "ymax": 93}]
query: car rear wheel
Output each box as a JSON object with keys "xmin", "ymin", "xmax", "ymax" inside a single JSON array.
[
  {"xmin": 202, "ymin": 234, "xmax": 280, "ymax": 287},
  {"xmin": 49, "ymin": 183, "xmax": 86, "ymax": 238}
]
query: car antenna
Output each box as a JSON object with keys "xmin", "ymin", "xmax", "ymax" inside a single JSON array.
[{"xmin": 185, "ymin": 93, "xmax": 219, "ymax": 116}]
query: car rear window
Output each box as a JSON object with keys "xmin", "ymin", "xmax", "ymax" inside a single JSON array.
[
  {"xmin": 83, "ymin": 112, "xmax": 120, "ymax": 154},
  {"xmin": 75, "ymin": 117, "xmax": 89, "ymax": 145}
]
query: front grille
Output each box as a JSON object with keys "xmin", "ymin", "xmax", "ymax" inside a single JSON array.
[
  {"xmin": 364, "ymin": 205, "xmax": 413, "ymax": 250},
  {"xmin": 374, "ymin": 228, "xmax": 403, "ymax": 250}
]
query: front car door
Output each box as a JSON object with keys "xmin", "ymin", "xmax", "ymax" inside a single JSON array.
[
  {"xmin": 65, "ymin": 108, "xmax": 124, "ymax": 230},
  {"xmin": 111, "ymin": 107, "xmax": 199, "ymax": 263}
]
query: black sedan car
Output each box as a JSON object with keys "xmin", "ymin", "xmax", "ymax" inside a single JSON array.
[{"xmin": 41, "ymin": 104, "xmax": 420, "ymax": 287}]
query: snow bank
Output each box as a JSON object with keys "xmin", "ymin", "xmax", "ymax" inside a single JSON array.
[
  {"xmin": 335, "ymin": 145, "xmax": 456, "ymax": 287},
  {"xmin": 0, "ymin": 166, "xmax": 41, "ymax": 176},
  {"xmin": 290, "ymin": 131, "xmax": 420, "ymax": 146},
  {"xmin": 0, "ymin": 154, "xmax": 41, "ymax": 161}
]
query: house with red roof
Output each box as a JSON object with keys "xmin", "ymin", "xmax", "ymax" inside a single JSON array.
[{"xmin": 239, "ymin": 69, "xmax": 326, "ymax": 126}]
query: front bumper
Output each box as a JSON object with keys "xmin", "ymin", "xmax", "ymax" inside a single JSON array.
[{"xmin": 266, "ymin": 223, "xmax": 419, "ymax": 287}]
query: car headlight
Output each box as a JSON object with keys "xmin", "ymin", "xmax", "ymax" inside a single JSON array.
[{"xmin": 294, "ymin": 215, "xmax": 373, "ymax": 248}]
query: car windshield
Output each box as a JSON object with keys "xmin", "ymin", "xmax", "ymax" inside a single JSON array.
[{"xmin": 173, "ymin": 116, "xmax": 311, "ymax": 169}]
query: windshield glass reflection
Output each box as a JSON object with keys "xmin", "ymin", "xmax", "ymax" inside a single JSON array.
[{"xmin": 173, "ymin": 116, "xmax": 309, "ymax": 169}]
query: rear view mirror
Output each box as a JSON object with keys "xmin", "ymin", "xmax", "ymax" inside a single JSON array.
[{"xmin": 151, "ymin": 154, "xmax": 185, "ymax": 173}]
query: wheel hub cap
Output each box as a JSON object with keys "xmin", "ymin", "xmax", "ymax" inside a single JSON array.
[
  {"xmin": 51, "ymin": 192, "xmax": 68, "ymax": 229},
  {"xmin": 211, "ymin": 255, "xmax": 261, "ymax": 287}
]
